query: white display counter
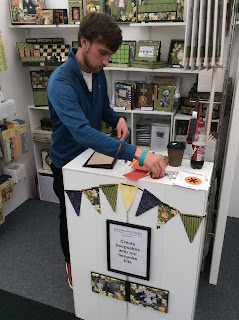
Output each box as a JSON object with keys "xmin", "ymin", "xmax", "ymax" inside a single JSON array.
[{"xmin": 63, "ymin": 149, "xmax": 214, "ymax": 320}]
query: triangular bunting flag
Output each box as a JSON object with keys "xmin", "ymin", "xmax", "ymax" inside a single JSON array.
[
  {"xmin": 65, "ymin": 190, "xmax": 82, "ymax": 216},
  {"xmin": 136, "ymin": 189, "xmax": 161, "ymax": 217},
  {"xmin": 83, "ymin": 187, "xmax": 101, "ymax": 214},
  {"xmin": 99, "ymin": 184, "xmax": 118, "ymax": 212},
  {"xmin": 119, "ymin": 182, "xmax": 138, "ymax": 211},
  {"xmin": 180, "ymin": 214, "xmax": 203, "ymax": 243},
  {"xmin": 157, "ymin": 202, "xmax": 180, "ymax": 228}
]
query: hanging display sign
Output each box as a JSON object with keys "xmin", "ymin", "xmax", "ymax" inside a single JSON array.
[{"xmin": 107, "ymin": 220, "xmax": 151, "ymax": 280}]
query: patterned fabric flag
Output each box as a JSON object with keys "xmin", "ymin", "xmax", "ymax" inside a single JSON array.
[
  {"xmin": 65, "ymin": 190, "xmax": 82, "ymax": 216},
  {"xmin": 99, "ymin": 184, "xmax": 118, "ymax": 212},
  {"xmin": 180, "ymin": 214, "xmax": 204, "ymax": 243},
  {"xmin": 135, "ymin": 189, "xmax": 161, "ymax": 217},
  {"xmin": 157, "ymin": 202, "xmax": 180, "ymax": 228},
  {"xmin": 119, "ymin": 182, "xmax": 138, "ymax": 211},
  {"xmin": 0, "ymin": 31, "xmax": 8, "ymax": 71},
  {"xmin": 83, "ymin": 187, "xmax": 101, "ymax": 214}
]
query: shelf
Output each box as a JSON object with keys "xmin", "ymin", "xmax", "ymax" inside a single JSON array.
[
  {"xmin": 174, "ymin": 110, "xmax": 219, "ymax": 122},
  {"xmin": 28, "ymin": 105, "xmax": 49, "ymax": 110},
  {"xmin": 129, "ymin": 22, "xmax": 186, "ymax": 27},
  {"xmin": 112, "ymin": 107, "xmax": 177, "ymax": 116},
  {"xmin": 9, "ymin": 24, "xmax": 79, "ymax": 29},
  {"xmin": 38, "ymin": 168, "xmax": 52, "ymax": 175},
  {"xmin": 104, "ymin": 66, "xmax": 199, "ymax": 74}
]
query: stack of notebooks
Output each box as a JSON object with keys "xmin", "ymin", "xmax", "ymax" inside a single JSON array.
[
  {"xmin": 32, "ymin": 127, "xmax": 52, "ymax": 142},
  {"xmin": 136, "ymin": 118, "xmax": 153, "ymax": 146}
]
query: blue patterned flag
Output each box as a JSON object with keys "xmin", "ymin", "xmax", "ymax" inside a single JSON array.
[
  {"xmin": 136, "ymin": 189, "xmax": 161, "ymax": 217},
  {"xmin": 65, "ymin": 190, "xmax": 83, "ymax": 216}
]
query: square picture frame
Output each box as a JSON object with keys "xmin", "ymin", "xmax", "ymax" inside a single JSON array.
[
  {"xmin": 134, "ymin": 41, "xmax": 161, "ymax": 62},
  {"xmin": 107, "ymin": 220, "xmax": 151, "ymax": 280},
  {"xmin": 53, "ymin": 9, "xmax": 68, "ymax": 25},
  {"xmin": 36, "ymin": 9, "xmax": 53, "ymax": 25},
  {"xmin": 156, "ymin": 85, "xmax": 175, "ymax": 112},
  {"xmin": 91, "ymin": 272, "xmax": 127, "ymax": 301},
  {"xmin": 85, "ymin": 0, "xmax": 101, "ymax": 14},
  {"xmin": 130, "ymin": 282, "xmax": 169, "ymax": 313},
  {"xmin": 68, "ymin": 0, "xmax": 83, "ymax": 24},
  {"xmin": 104, "ymin": 0, "xmax": 137, "ymax": 23},
  {"xmin": 9, "ymin": 0, "xmax": 45, "ymax": 24}
]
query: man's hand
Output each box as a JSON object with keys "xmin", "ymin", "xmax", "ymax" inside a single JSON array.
[
  {"xmin": 134, "ymin": 148, "xmax": 165, "ymax": 178},
  {"xmin": 116, "ymin": 117, "xmax": 129, "ymax": 141}
]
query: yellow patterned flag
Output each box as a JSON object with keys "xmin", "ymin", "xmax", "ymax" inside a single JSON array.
[
  {"xmin": 99, "ymin": 184, "xmax": 118, "ymax": 212},
  {"xmin": 180, "ymin": 214, "xmax": 203, "ymax": 243},
  {"xmin": 119, "ymin": 182, "xmax": 138, "ymax": 211}
]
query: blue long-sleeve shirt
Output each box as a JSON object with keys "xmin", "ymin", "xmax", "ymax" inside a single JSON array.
[{"xmin": 47, "ymin": 48, "xmax": 136, "ymax": 168}]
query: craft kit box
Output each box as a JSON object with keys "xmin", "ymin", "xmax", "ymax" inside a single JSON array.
[{"xmin": 3, "ymin": 163, "xmax": 26, "ymax": 184}]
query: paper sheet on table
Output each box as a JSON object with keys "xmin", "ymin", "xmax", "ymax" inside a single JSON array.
[{"xmin": 172, "ymin": 170, "xmax": 208, "ymax": 190}]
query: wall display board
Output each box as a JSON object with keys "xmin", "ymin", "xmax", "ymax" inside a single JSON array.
[{"xmin": 107, "ymin": 220, "xmax": 151, "ymax": 280}]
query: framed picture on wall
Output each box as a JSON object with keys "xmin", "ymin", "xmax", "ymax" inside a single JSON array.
[
  {"xmin": 68, "ymin": 0, "xmax": 83, "ymax": 24},
  {"xmin": 9, "ymin": 0, "xmax": 45, "ymax": 24}
]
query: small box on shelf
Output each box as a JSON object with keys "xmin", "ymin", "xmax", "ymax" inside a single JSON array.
[{"xmin": 3, "ymin": 163, "xmax": 26, "ymax": 184}]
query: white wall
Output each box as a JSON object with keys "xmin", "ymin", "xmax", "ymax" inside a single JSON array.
[{"xmin": 0, "ymin": 2, "xmax": 37, "ymax": 215}]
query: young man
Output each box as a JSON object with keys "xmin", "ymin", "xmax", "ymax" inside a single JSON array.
[{"xmin": 47, "ymin": 12, "xmax": 165, "ymax": 288}]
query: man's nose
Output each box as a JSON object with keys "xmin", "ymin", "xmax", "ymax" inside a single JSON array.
[{"xmin": 102, "ymin": 55, "xmax": 111, "ymax": 67}]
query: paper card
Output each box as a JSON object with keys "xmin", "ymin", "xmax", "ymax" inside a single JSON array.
[
  {"xmin": 123, "ymin": 170, "xmax": 149, "ymax": 181},
  {"xmin": 172, "ymin": 170, "xmax": 207, "ymax": 190}
]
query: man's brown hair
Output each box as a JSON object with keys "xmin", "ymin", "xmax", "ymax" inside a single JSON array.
[{"xmin": 78, "ymin": 12, "xmax": 122, "ymax": 52}]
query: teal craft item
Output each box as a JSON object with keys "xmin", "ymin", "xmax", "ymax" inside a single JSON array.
[{"xmin": 139, "ymin": 150, "xmax": 147, "ymax": 166}]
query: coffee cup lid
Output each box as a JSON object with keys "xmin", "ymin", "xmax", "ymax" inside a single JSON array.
[{"xmin": 167, "ymin": 141, "xmax": 186, "ymax": 150}]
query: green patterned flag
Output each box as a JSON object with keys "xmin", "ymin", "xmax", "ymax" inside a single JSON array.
[
  {"xmin": 99, "ymin": 184, "xmax": 118, "ymax": 212},
  {"xmin": 83, "ymin": 187, "xmax": 101, "ymax": 214},
  {"xmin": 157, "ymin": 202, "xmax": 180, "ymax": 229},
  {"xmin": 180, "ymin": 214, "xmax": 203, "ymax": 243}
]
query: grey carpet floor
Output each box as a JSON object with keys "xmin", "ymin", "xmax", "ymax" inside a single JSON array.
[{"xmin": 0, "ymin": 198, "xmax": 238, "ymax": 319}]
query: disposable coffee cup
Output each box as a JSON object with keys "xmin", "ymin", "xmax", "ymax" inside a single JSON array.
[{"xmin": 167, "ymin": 141, "xmax": 186, "ymax": 167}]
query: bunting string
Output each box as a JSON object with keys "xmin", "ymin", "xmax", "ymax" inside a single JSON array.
[{"xmin": 65, "ymin": 183, "xmax": 205, "ymax": 243}]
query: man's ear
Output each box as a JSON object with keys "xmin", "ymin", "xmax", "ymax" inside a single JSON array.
[{"xmin": 81, "ymin": 37, "xmax": 89, "ymax": 50}]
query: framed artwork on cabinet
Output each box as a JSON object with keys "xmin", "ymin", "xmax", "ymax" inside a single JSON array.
[
  {"xmin": 91, "ymin": 272, "xmax": 127, "ymax": 301},
  {"xmin": 107, "ymin": 220, "xmax": 151, "ymax": 280},
  {"xmin": 130, "ymin": 282, "xmax": 169, "ymax": 313},
  {"xmin": 104, "ymin": 0, "xmax": 137, "ymax": 23},
  {"xmin": 9, "ymin": 0, "xmax": 45, "ymax": 24}
]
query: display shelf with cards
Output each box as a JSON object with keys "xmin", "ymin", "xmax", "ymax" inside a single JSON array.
[{"xmin": 28, "ymin": 105, "xmax": 58, "ymax": 203}]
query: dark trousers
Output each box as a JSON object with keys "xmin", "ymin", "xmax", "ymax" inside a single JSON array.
[{"xmin": 50, "ymin": 163, "xmax": 70, "ymax": 263}]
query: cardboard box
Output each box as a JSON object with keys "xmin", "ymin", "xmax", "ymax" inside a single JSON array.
[{"xmin": 3, "ymin": 163, "xmax": 26, "ymax": 184}]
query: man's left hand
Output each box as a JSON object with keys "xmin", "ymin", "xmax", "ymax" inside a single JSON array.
[{"xmin": 116, "ymin": 117, "xmax": 129, "ymax": 141}]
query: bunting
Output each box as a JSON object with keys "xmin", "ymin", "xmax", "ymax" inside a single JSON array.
[
  {"xmin": 65, "ymin": 183, "xmax": 205, "ymax": 244},
  {"xmin": 99, "ymin": 184, "xmax": 118, "ymax": 212},
  {"xmin": 157, "ymin": 202, "xmax": 180, "ymax": 228},
  {"xmin": 119, "ymin": 182, "xmax": 138, "ymax": 211},
  {"xmin": 180, "ymin": 214, "xmax": 203, "ymax": 243},
  {"xmin": 135, "ymin": 189, "xmax": 161, "ymax": 217},
  {"xmin": 65, "ymin": 190, "xmax": 82, "ymax": 216},
  {"xmin": 83, "ymin": 187, "xmax": 101, "ymax": 214}
]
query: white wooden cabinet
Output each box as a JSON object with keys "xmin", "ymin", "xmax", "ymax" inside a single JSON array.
[{"xmin": 63, "ymin": 148, "xmax": 214, "ymax": 320}]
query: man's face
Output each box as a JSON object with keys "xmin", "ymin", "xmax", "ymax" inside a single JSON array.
[{"xmin": 81, "ymin": 38, "xmax": 114, "ymax": 73}]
